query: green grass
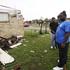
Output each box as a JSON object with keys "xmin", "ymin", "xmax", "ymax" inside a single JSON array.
[{"xmin": 2, "ymin": 30, "xmax": 70, "ymax": 70}]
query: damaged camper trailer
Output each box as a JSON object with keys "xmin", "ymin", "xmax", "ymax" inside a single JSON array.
[{"xmin": 0, "ymin": 5, "xmax": 24, "ymax": 50}]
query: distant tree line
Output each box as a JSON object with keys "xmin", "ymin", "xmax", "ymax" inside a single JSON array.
[{"xmin": 24, "ymin": 18, "xmax": 51, "ymax": 34}]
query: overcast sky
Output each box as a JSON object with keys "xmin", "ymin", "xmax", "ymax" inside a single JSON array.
[{"xmin": 0, "ymin": 0, "xmax": 70, "ymax": 20}]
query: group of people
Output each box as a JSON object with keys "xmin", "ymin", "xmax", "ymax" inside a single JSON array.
[{"xmin": 49, "ymin": 11, "xmax": 70, "ymax": 70}]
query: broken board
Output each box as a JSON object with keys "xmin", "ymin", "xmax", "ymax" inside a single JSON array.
[{"xmin": 10, "ymin": 42, "xmax": 22, "ymax": 48}]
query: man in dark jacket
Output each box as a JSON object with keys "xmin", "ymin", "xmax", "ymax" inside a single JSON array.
[{"xmin": 49, "ymin": 17, "xmax": 58, "ymax": 49}]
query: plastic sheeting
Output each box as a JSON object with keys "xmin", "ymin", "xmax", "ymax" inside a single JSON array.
[{"xmin": 0, "ymin": 48, "xmax": 14, "ymax": 65}]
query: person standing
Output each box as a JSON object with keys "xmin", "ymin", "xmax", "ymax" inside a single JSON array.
[
  {"xmin": 49, "ymin": 17, "xmax": 58, "ymax": 49},
  {"xmin": 53, "ymin": 11, "xmax": 70, "ymax": 70}
]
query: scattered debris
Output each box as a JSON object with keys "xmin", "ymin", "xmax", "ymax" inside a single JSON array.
[
  {"xmin": 17, "ymin": 35, "xmax": 23, "ymax": 39},
  {"xmin": 0, "ymin": 35, "xmax": 23, "ymax": 50},
  {"xmin": 30, "ymin": 50, "xmax": 35, "ymax": 53},
  {"xmin": 23, "ymin": 44, "xmax": 27, "ymax": 46},
  {"xmin": 44, "ymin": 50, "xmax": 47, "ymax": 53}
]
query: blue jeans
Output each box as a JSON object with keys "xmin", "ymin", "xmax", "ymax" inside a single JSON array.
[{"xmin": 50, "ymin": 33, "xmax": 56, "ymax": 47}]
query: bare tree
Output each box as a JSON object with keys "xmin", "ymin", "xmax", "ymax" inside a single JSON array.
[
  {"xmin": 44, "ymin": 18, "xmax": 48, "ymax": 34},
  {"xmin": 38, "ymin": 19, "xmax": 43, "ymax": 34}
]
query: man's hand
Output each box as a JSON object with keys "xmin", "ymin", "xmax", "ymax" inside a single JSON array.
[{"xmin": 61, "ymin": 43, "xmax": 65, "ymax": 48}]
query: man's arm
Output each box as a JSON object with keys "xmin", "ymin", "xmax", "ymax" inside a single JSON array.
[
  {"xmin": 61, "ymin": 32, "xmax": 70, "ymax": 48},
  {"xmin": 64, "ymin": 32, "xmax": 70, "ymax": 43}
]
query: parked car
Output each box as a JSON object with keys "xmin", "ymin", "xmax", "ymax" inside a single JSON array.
[{"xmin": 24, "ymin": 23, "xmax": 30, "ymax": 27}]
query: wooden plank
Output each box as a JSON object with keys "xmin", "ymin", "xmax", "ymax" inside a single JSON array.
[{"xmin": 10, "ymin": 42, "xmax": 22, "ymax": 48}]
